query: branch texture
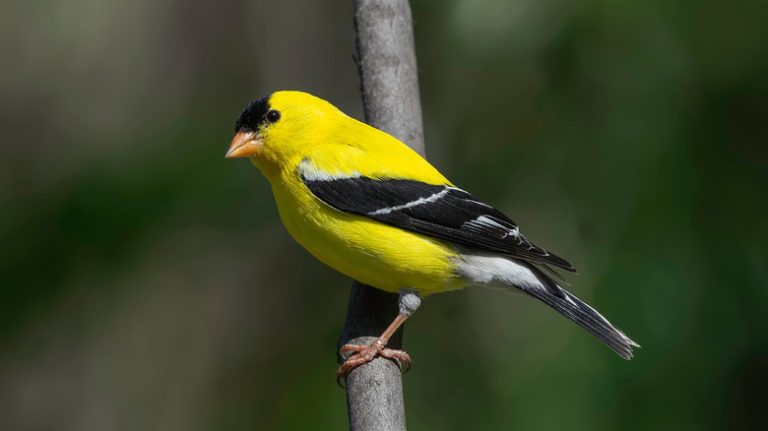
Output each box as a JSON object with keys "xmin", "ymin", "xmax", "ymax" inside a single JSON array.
[{"xmin": 339, "ymin": 1, "xmax": 424, "ymax": 430}]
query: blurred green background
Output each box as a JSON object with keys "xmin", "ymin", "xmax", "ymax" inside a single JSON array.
[{"xmin": 2, "ymin": 0, "xmax": 767, "ymax": 429}]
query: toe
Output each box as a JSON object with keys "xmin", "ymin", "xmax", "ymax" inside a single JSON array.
[
  {"xmin": 336, "ymin": 345, "xmax": 412, "ymax": 386},
  {"xmin": 379, "ymin": 348, "xmax": 412, "ymax": 372},
  {"xmin": 338, "ymin": 343, "xmax": 366, "ymax": 358}
]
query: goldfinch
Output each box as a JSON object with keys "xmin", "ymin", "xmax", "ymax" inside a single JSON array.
[{"xmin": 226, "ymin": 91, "xmax": 638, "ymax": 377}]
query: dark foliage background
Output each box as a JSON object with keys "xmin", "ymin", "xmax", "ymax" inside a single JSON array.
[{"xmin": 2, "ymin": 0, "xmax": 766, "ymax": 429}]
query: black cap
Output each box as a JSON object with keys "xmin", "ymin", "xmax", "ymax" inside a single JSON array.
[{"xmin": 234, "ymin": 96, "xmax": 270, "ymax": 133}]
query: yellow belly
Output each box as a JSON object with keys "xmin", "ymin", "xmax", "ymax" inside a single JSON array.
[{"xmin": 270, "ymin": 179, "xmax": 464, "ymax": 295}]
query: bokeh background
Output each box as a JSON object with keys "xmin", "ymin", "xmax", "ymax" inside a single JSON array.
[{"xmin": 2, "ymin": 0, "xmax": 767, "ymax": 429}]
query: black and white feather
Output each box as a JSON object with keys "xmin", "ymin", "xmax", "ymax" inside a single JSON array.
[
  {"xmin": 300, "ymin": 165, "xmax": 575, "ymax": 272},
  {"xmin": 300, "ymin": 162, "xmax": 639, "ymax": 359}
]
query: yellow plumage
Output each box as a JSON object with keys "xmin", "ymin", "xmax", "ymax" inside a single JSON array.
[
  {"xmin": 249, "ymin": 91, "xmax": 462, "ymax": 295},
  {"xmin": 226, "ymin": 90, "xmax": 638, "ymax": 365}
]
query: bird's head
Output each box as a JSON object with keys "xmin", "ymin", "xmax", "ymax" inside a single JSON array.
[{"xmin": 226, "ymin": 91, "xmax": 342, "ymax": 169}]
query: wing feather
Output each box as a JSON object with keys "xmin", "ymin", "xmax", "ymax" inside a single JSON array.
[{"xmin": 301, "ymin": 169, "xmax": 576, "ymax": 272}]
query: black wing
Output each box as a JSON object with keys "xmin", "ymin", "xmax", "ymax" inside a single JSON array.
[{"xmin": 302, "ymin": 173, "xmax": 576, "ymax": 272}]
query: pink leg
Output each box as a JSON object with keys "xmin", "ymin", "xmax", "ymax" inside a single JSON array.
[{"xmin": 337, "ymin": 313, "xmax": 411, "ymax": 382}]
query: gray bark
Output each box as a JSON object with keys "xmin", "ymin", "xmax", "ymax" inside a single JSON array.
[
  {"xmin": 339, "ymin": 1, "xmax": 424, "ymax": 430},
  {"xmin": 353, "ymin": 0, "xmax": 425, "ymax": 154}
]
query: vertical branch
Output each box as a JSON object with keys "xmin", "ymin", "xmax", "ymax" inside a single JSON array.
[
  {"xmin": 353, "ymin": 0, "xmax": 425, "ymax": 153},
  {"xmin": 339, "ymin": 0, "xmax": 424, "ymax": 430}
]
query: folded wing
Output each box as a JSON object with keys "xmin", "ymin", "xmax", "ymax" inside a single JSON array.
[{"xmin": 301, "ymin": 169, "xmax": 575, "ymax": 272}]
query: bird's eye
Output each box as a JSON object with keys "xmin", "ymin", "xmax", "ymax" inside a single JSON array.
[{"xmin": 266, "ymin": 110, "xmax": 281, "ymax": 123}]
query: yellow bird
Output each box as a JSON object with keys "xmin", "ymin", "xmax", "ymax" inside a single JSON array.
[{"xmin": 226, "ymin": 91, "xmax": 638, "ymax": 378}]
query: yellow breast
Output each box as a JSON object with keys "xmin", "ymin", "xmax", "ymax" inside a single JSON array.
[{"xmin": 269, "ymin": 172, "xmax": 463, "ymax": 295}]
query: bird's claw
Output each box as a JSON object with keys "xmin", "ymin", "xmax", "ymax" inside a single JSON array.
[{"xmin": 336, "ymin": 342, "xmax": 412, "ymax": 386}]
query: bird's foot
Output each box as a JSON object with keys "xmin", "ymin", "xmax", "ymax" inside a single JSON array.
[{"xmin": 337, "ymin": 340, "xmax": 412, "ymax": 383}]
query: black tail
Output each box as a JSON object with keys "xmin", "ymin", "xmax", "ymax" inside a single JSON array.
[{"xmin": 524, "ymin": 268, "xmax": 640, "ymax": 359}]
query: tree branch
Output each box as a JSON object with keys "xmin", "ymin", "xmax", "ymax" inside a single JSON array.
[{"xmin": 339, "ymin": 1, "xmax": 424, "ymax": 430}]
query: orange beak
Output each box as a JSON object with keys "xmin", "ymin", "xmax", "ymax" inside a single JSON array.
[{"xmin": 226, "ymin": 131, "xmax": 264, "ymax": 158}]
